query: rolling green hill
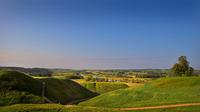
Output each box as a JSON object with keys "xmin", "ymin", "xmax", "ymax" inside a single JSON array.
[
  {"xmin": 79, "ymin": 77, "xmax": 200, "ymax": 108},
  {"xmin": 38, "ymin": 78, "xmax": 97, "ymax": 104},
  {"xmin": 0, "ymin": 70, "xmax": 97, "ymax": 105}
]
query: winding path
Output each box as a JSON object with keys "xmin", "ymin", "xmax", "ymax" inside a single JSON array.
[{"xmin": 115, "ymin": 103, "xmax": 200, "ymax": 111}]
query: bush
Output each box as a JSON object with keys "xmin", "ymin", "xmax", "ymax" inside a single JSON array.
[
  {"xmin": 84, "ymin": 75, "xmax": 93, "ymax": 81},
  {"xmin": 131, "ymin": 78, "xmax": 146, "ymax": 83},
  {"xmin": 0, "ymin": 89, "xmax": 43, "ymax": 106}
]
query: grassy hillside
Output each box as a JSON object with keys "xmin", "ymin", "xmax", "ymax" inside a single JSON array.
[
  {"xmin": 79, "ymin": 77, "xmax": 200, "ymax": 108},
  {"xmin": 0, "ymin": 70, "xmax": 96, "ymax": 105},
  {"xmin": 81, "ymin": 82, "xmax": 128, "ymax": 94},
  {"xmin": 0, "ymin": 70, "xmax": 43, "ymax": 105},
  {"xmin": 0, "ymin": 70, "xmax": 42, "ymax": 95},
  {"xmin": 38, "ymin": 78, "xmax": 97, "ymax": 104},
  {"xmin": 128, "ymin": 106, "xmax": 200, "ymax": 112},
  {"xmin": 0, "ymin": 104, "xmax": 122, "ymax": 112}
]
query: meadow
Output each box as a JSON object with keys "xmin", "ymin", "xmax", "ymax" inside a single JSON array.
[
  {"xmin": 0, "ymin": 104, "xmax": 121, "ymax": 112},
  {"xmin": 0, "ymin": 68, "xmax": 200, "ymax": 112},
  {"xmin": 126, "ymin": 106, "xmax": 200, "ymax": 112},
  {"xmin": 79, "ymin": 77, "xmax": 200, "ymax": 108}
]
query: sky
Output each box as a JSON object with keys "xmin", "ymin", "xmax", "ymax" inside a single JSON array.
[{"xmin": 0, "ymin": 0, "xmax": 200, "ymax": 69}]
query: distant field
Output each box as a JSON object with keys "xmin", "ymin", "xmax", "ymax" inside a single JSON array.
[
  {"xmin": 79, "ymin": 77, "xmax": 200, "ymax": 108},
  {"xmin": 81, "ymin": 82, "xmax": 129, "ymax": 94},
  {"xmin": 73, "ymin": 79, "xmax": 144, "ymax": 94},
  {"xmin": 72, "ymin": 79, "xmax": 87, "ymax": 83}
]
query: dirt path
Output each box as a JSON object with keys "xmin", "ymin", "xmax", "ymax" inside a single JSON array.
[{"xmin": 116, "ymin": 103, "xmax": 200, "ymax": 111}]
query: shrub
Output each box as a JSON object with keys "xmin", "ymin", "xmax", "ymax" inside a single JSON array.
[{"xmin": 0, "ymin": 89, "xmax": 43, "ymax": 106}]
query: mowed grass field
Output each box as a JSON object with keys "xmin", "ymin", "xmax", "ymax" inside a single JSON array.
[
  {"xmin": 1, "ymin": 104, "xmax": 200, "ymax": 112},
  {"xmin": 127, "ymin": 106, "xmax": 200, "ymax": 112},
  {"xmin": 79, "ymin": 77, "xmax": 200, "ymax": 108},
  {"xmin": 0, "ymin": 104, "xmax": 121, "ymax": 112}
]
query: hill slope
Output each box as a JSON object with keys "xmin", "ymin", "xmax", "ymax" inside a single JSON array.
[
  {"xmin": 38, "ymin": 78, "xmax": 97, "ymax": 104},
  {"xmin": 0, "ymin": 70, "xmax": 96, "ymax": 105},
  {"xmin": 79, "ymin": 77, "xmax": 200, "ymax": 108}
]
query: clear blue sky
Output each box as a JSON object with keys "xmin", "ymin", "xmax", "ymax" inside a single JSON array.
[{"xmin": 0, "ymin": 0, "xmax": 199, "ymax": 69}]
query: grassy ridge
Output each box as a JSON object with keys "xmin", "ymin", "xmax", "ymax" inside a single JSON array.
[
  {"xmin": 0, "ymin": 70, "xmax": 42, "ymax": 95},
  {"xmin": 0, "ymin": 70, "xmax": 43, "ymax": 105},
  {"xmin": 39, "ymin": 78, "xmax": 97, "ymax": 104},
  {"xmin": 0, "ymin": 89, "xmax": 43, "ymax": 106},
  {"xmin": 81, "ymin": 82, "xmax": 128, "ymax": 94},
  {"xmin": 79, "ymin": 77, "xmax": 200, "ymax": 108}
]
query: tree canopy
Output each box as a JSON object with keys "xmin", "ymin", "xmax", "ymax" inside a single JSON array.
[{"xmin": 172, "ymin": 56, "xmax": 194, "ymax": 76}]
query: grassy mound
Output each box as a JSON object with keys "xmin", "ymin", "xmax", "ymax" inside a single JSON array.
[
  {"xmin": 0, "ymin": 70, "xmax": 96, "ymax": 105},
  {"xmin": 0, "ymin": 70, "xmax": 43, "ymax": 105},
  {"xmin": 38, "ymin": 78, "xmax": 97, "ymax": 104},
  {"xmin": 0, "ymin": 70, "xmax": 42, "ymax": 95},
  {"xmin": 79, "ymin": 77, "xmax": 200, "ymax": 108},
  {"xmin": 81, "ymin": 82, "xmax": 128, "ymax": 94},
  {"xmin": 0, "ymin": 89, "xmax": 43, "ymax": 106},
  {"xmin": 0, "ymin": 104, "xmax": 121, "ymax": 112}
]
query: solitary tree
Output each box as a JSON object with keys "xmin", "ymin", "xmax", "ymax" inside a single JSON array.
[{"xmin": 172, "ymin": 56, "xmax": 194, "ymax": 76}]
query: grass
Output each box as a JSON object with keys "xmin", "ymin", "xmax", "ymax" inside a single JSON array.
[
  {"xmin": 73, "ymin": 79, "xmax": 129, "ymax": 94},
  {"xmin": 0, "ymin": 89, "xmax": 43, "ymax": 106},
  {"xmin": 125, "ymin": 83, "xmax": 144, "ymax": 88},
  {"xmin": 0, "ymin": 104, "xmax": 63, "ymax": 112},
  {"xmin": 0, "ymin": 104, "xmax": 200, "ymax": 112},
  {"xmin": 38, "ymin": 78, "xmax": 97, "ymax": 104},
  {"xmin": 72, "ymin": 79, "xmax": 87, "ymax": 84},
  {"xmin": 0, "ymin": 70, "xmax": 42, "ymax": 95},
  {"xmin": 62, "ymin": 105, "xmax": 121, "ymax": 112},
  {"xmin": 79, "ymin": 77, "xmax": 200, "ymax": 108},
  {"xmin": 0, "ymin": 104, "xmax": 122, "ymax": 112},
  {"xmin": 0, "ymin": 70, "xmax": 96, "ymax": 105},
  {"xmin": 127, "ymin": 106, "xmax": 200, "ymax": 112},
  {"xmin": 0, "ymin": 70, "xmax": 43, "ymax": 105},
  {"xmin": 81, "ymin": 82, "xmax": 128, "ymax": 94}
]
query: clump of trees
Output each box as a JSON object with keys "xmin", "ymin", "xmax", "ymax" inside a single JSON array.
[
  {"xmin": 172, "ymin": 56, "xmax": 194, "ymax": 76},
  {"xmin": 84, "ymin": 75, "xmax": 95, "ymax": 81}
]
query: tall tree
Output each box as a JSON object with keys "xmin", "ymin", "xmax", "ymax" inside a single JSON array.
[{"xmin": 172, "ymin": 56, "xmax": 194, "ymax": 76}]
